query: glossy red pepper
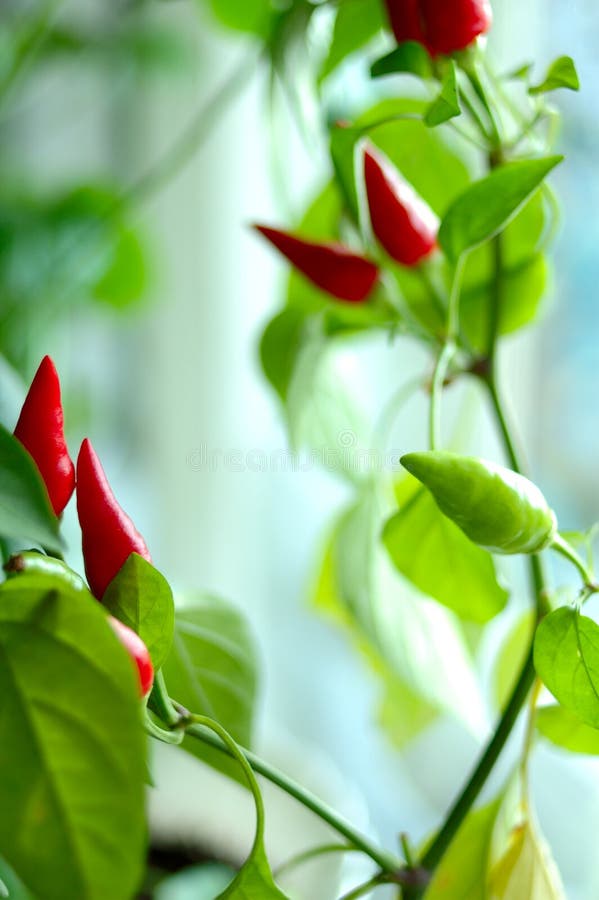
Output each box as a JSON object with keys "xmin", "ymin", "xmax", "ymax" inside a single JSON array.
[
  {"xmin": 385, "ymin": 0, "xmax": 492, "ymax": 57},
  {"xmin": 108, "ymin": 615, "xmax": 154, "ymax": 696},
  {"xmin": 13, "ymin": 355, "xmax": 75, "ymax": 516},
  {"xmin": 254, "ymin": 225, "xmax": 379, "ymax": 303},
  {"xmin": 76, "ymin": 438, "xmax": 152, "ymax": 600},
  {"xmin": 363, "ymin": 145, "xmax": 438, "ymax": 267}
]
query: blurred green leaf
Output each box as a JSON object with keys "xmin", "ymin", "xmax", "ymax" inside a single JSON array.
[
  {"xmin": 0, "ymin": 576, "xmax": 146, "ymax": 900},
  {"xmin": 461, "ymin": 254, "xmax": 548, "ymax": 351},
  {"xmin": 370, "ymin": 41, "xmax": 432, "ymax": 80},
  {"xmin": 534, "ymin": 607, "xmax": 599, "ymax": 729},
  {"xmin": 320, "ymin": 0, "xmax": 385, "ymax": 83},
  {"xmin": 424, "ymin": 799, "xmax": 501, "ymax": 899},
  {"xmin": 537, "ymin": 704, "xmax": 599, "ymax": 755},
  {"xmin": 530, "ymin": 56, "xmax": 579, "ymax": 95},
  {"xmin": 424, "ymin": 61, "xmax": 460, "ymax": 127},
  {"xmin": 383, "ymin": 476, "xmax": 508, "ymax": 623},
  {"xmin": 286, "ymin": 323, "xmax": 373, "ymax": 484},
  {"xmin": 202, "ymin": 0, "xmax": 274, "ymax": 38},
  {"xmin": 0, "ymin": 424, "xmax": 62, "ymax": 552},
  {"xmin": 0, "ymin": 858, "xmax": 33, "ymax": 900},
  {"xmin": 439, "ymin": 157, "xmax": 562, "ymax": 262},
  {"xmin": 103, "ymin": 554, "xmax": 175, "ymax": 671},
  {"xmin": 259, "ymin": 307, "xmax": 309, "ymax": 402},
  {"xmin": 163, "ymin": 595, "xmax": 258, "ymax": 786},
  {"xmin": 313, "ymin": 488, "xmax": 485, "ymax": 746},
  {"xmin": 93, "ymin": 226, "xmax": 147, "ymax": 309}
]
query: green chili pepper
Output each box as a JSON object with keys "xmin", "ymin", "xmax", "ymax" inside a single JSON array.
[
  {"xmin": 400, "ymin": 451, "xmax": 557, "ymax": 554},
  {"xmin": 4, "ymin": 551, "xmax": 87, "ymax": 592}
]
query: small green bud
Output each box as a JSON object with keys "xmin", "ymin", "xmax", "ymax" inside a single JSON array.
[{"xmin": 401, "ymin": 451, "xmax": 557, "ymax": 555}]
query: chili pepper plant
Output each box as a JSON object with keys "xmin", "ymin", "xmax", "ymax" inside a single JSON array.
[{"xmin": 0, "ymin": 1, "xmax": 595, "ymax": 898}]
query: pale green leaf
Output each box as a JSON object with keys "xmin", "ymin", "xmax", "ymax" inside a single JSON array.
[
  {"xmin": 383, "ymin": 476, "xmax": 508, "ymax": 623},
  {"xmin": 439, "ymin": 158, "xmax": 562, "ymax": 262},
  {"xmin": 534, "ymin": 606, "xmax": 599, "ymax": 728},
  {"xmin": 424, "ymin": 61, "xmax": 460, "ymax": 127},
  {"xmin": 536, "ymin": 704, "xmax": 599, "ymax": 755},
  {"xmin": 370, "ymin": 41, "xmax": 432, "ymax": 80},
  {"xmin": 488, "ymin": 818, "xmax": 565, "ymax": 899},
  {"xmin": 320, "ymin": 0, "xmax": 385, "ymax": 83},
  {"xmin": 530, "ymin": 56, "xmax": 579, "ymax": 95}
]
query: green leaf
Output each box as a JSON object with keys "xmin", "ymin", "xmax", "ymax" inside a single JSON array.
[
  {"xmin": 383, "ymin": 476, "xmax": 508, "ymax": 623},
  {"xmin": 0, "ymin": 576, "xmax": 146, "ymax": 900},
  {"xmin": 0, "ymin": 423, "xmax": 62, "ymax": 552},
  {"xmin": 534, "ymin": 606, "xmax": 599, "ymax": 728},
  {"xmin": 488, "ymin": 818, "xmax": 565, "ymax": 899},
  {"xmin": 320, "ymin": 0, "xmax": 385, "ymax": 83},
  {"xmin": 285, "ymin": 323, "xmax": 372, "ymax": 484},
  {"xmin": 424, "ymin": 799, "xmax": 501, "ymax": 898},
  {"xmin": 202, "ymin": 0, "xmax": 273, "ymax": 37},
  {"xmin": 370, "ymin": 41, "xmax": 432, "ymax": 80},
  {"xmin": 438, "ymin": 157, "xmax": 563, "ymax": 262},
  {"xmin": 259, "ymin": 307, "xmax": 309, "ymax": 401},
  {"xmin": 93, "ymin": 226, "xmax": 147, "ymax": 310},
  {"xmin": 536, "ymin": 704, "xmax": 599, "ymax": 755},
  {"xmin": 216, "ymin": 841, "xmax": 288, "ymax": 899},
  {"xmin": 330, "ymin": 98, "xmax": 469, "ymax": 228},
  {"xmin": 102, "ymin": 553, "xmax": 175, "ymax": 670},
  {"xmin": 162, "ymin": 596, "xmax": 258, "ymax": 786},
  {"xmin": 530, "ymin": 56, "xmax": 580, "ymax": 95},
  {"xmin": 424, "ymin": 61, "xmax": 460, "ymax": 127},
  {"xmin": 460, "ymin": 254, "xmax": 548, "ymax": 351},
  {"xmin": 313, "ymin": 488, "xmax": 485, "ymax": 744}
]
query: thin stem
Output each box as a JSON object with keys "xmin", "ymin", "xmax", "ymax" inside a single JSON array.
[
  {"xmin": 420, "ymin": 646, "xmax": 536, "ymax": 873},
  {"xmin": 429, "ymin": 341, "xmax": 455, "ymax": 450},
  {"xmin": 125, "ymin": 53, "xmax": 258, "ymax": 208},
  {"xmin": 0, "ymin": 0, "xmax": 65, "ymax": 111},
  {"xmin": 551, "ymin": 534, "xmax": 596, "ymax": 589},
  {"xmin": 273, "ymin": 843, "xmax": 358, "ymax": 878},
  {"xmin": 189, "ymin": 715, "xmax": 271, "ymax": 879},
  {"xmin": 464, "ymin": 65, "xmax": 501, "ymax": 148},
  {"xmin": 338, "ymin": 874, "xmax": 388, "ymax": 900},
  {"xmin": 184, "ymin": 722, "xmax": 402, "ymax": 874}
]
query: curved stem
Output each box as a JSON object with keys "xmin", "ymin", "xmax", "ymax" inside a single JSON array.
[
  {"xmin": 190, "ymin": 716, "xmax": 267, "ymax": 847},
  {"xmin": 429, "ymin": 341, "xmax": 455, "ymax": 450},
  {"xmin": 273, "ymin": 843, "xmax": 358, "ymax": 878},
  {"xmin": 338, "ymin": 874, "xmax": 388, "ymax": 900},
  {"xmin": 551, "ymin": 533, "xmax": 596, "ymax": 589},
  {"xmin": 184, "ymin": 722, "xmax": 402, "ymax": 874}
]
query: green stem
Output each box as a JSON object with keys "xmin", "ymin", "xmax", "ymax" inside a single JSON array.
[
  {"xmin": 464, "ymin": 65, "xmax": 501, "ymax": 148},
  {"xmin": 420, "ymin": 646, "xmax": 536, "ymax": 874},
  {"xmin": 551, "ymin": 534, "xmax": 596, "ymax": 589},
  {"xmin": 338, "ymin": 874, "xmax": 388, "ymax": 900},
  {"xmin": 191, "ymin": 716, "xmax": 267, "ymax": 845},
  {"xmin": 273, "ymin": 843, "xmax": 358, "ymax": 878},
  {"xmin": 429, "ymin": 341, "xmax": 455, "ymax": 450},
  {"xmin": 0, "ymin": 0, "xmax": 64, "ymax": 111},
  {"xmin": 184, "ymin": 722, "xmax": 402, "ymax": 874}
]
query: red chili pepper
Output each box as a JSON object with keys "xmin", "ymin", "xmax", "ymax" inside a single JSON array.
[
  {"xmin": 254, "ymin": 225, "xmax": 379, "ymax": 303},
  {"xmin": 13, "ymin": 355, "xmax": 75, "ymax": 516},
  {"xmin": 363, "ymin": 145, "xmax": 438, "ymax": 267},
  {"xmin": 107, "ymin": 615, "xmax": 154, "ymax": 696},
  {"xmin": 76, "ymin": 438, "xmax": 152, "ymax": 600},
  {"xmin": 385, "ymin": 0, "xmax": 492, "ymax": 56}
]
